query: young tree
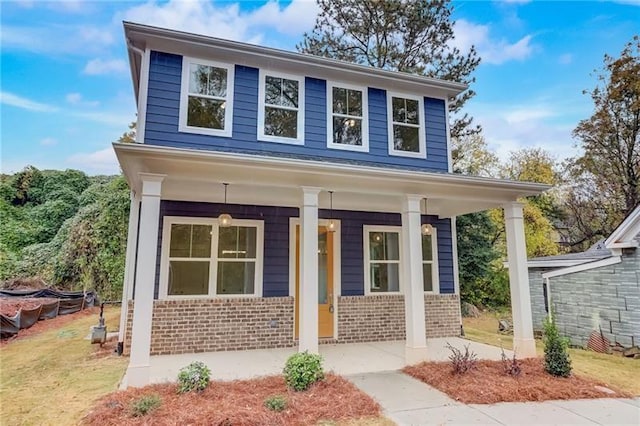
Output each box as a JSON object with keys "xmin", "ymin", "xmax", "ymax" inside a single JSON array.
[
  {"xmin": 117, "ymin": 121, "xmax": 137, "ymax": 143},
  {"xmin": 451, "ymin": 133, "xmax": 500, "ymax": 177},
  {"xmin": 571, "ymin": 36, "xmax": 639, "ymax": 224},
  {"xmin": 298, "ymin": 0, "xmax": 481, "ymax": 139}
]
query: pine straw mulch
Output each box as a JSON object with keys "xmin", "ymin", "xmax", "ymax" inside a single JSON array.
[
  {"xmin": 403, "ymin": 358, "xmax": 631, "ymax": 404},
  {"xmin": 83, "ymin": 373, "xmax": 381, "ymax": 426}
]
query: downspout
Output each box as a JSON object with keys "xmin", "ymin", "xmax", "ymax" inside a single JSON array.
[
  {"xmin": 125, "ymin": 38, "xmax": 146, "ymax": 144},
  {"xmin": 545, "ymin": 276, "xmax": 552, "ymax": 322}
]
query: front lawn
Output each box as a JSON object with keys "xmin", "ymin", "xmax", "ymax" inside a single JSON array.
[
  {"xmin": 0, "ymin": 306, "xmax": 127, "ymax": 425},
  {"xmin": 463, "ymin": 311, "xmax": 640, "ymax": 395}
]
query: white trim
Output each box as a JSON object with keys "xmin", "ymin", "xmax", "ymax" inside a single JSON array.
[
  {"xmin": 159, "ymin": 216, "xmax": 264, "ymax": 299},
  {"xmin": 257, "ymin": 70, "xmax": 305, "ymax": 145},
  {"xmin": 604, "ymin": 205, "xmax": 640, "ymax": 248},
  {"xmin": 178, "ymin": 57, "xmax": 234, "ymax": 137},
  {"xmin": 422, "ymin": 227, "xmax": 439, "ymax": 294},
  {"xmin": 444, "ymin": 98, "xmax": 452, "ymax": 173},
  {"xmin": 451, "ymin": 217, "xmax": 460, "ymax": 296},
  {"xmin": 541, "ymin": 256, "xmax": 621, "ymax": 279},
  {"xmin": 135, "ymin": 48, "xmax": 151, "ymax": 143},
  {"xmin": 387, "ymin": 92, "xmax": 426, "ymax": 159},
  {"xmin": 288, "ymin": 217, "xmax": 341, "ymax": 340},
  {"xmin": 363, "ymin": 225, "xmax": 403, "ymax": 295},
  {"xmin": 326, "ymin": 81, "xmax": 369, "ymax": 152}
]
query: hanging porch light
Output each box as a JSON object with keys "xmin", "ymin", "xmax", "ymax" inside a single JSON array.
[
  {"xmin": 328, "ymin": 190, "xmax": 336, "ymax": 232},
  {"xmin": 421, "ymin": 197, "xmax": 433, "ymax": 236},
  {"xmin": 218, "ymin": 183, "xmax": 232, "ymax": 227}
]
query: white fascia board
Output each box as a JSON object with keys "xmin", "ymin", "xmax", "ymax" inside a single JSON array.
[
  {"xmin": 604, "ymin": 206, "xmax": 640, "ymax": 248},
  {"xmin": 541, "ymin": 256, "xmax": 621, "ymax": 279},
  {"xmin": 123, "ymin": 22, "xmax": 467, "ymax": 101}
]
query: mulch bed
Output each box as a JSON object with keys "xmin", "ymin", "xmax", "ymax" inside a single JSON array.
[
  {"xmin": 404, "ymin": 358, "xmax": 631, "ymax": 404},
  {"xmin": 84, "ymin": 374, "xmax": 381, "ymax": 426}
]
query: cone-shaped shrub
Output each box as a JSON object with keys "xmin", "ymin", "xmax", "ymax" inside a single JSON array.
[{"xmin": 543, "ymin": 316, "xmax": 572, "ymax": 377}]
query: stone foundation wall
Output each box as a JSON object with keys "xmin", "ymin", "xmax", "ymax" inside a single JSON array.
[{"xmin": 124, "ymin": 294, "xmax": 461, "ymax": 354}]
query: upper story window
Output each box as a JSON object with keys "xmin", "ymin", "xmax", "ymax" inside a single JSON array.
[
  {"xmin": 179, "ymin": 58, "xmax": 234, "ymax": 137},
  {"xmin": 364, "ymin": 226, "xmax": 401, "ymax": 294},
  {"xmin": 258, "ymin": 72, "xmax": 305, "ymax": 145},
  {"xmin": 387, "ymin": 93, "xmax": 426, "ymax": 158},
  {"xmin": 159, "ymin": 217, "xmax": 264, "ymax": 298},
  {"xmin": 422, "ymin": 228, "xmax": 439, "ymax": 293},
  {"xmin": 327, "ymin": 82, "xmax": 369, "ymax": 152}
]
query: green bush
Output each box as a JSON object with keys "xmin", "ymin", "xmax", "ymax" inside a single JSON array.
[
  {"xmin": 264, "ymin": 395, "xmax": 287, "ymax": 412},
  {"xmin": 130, "ymin": 394, "xmax": 161, "ymax": 417},
  {"xmin": 177, "ymin": 361, "xmax": 211, "ymax": 393},
  {"xmin": 283, "ymin": 351, "xmax": 324, "ymax": 391},
  {"xmin": 543, "ymin": 316, "xmax": 572, "ymax": 377}
]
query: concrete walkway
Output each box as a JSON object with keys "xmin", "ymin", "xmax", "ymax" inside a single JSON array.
[{"xmin": 348, "ymin": 371, "xmax": 640, "ymax": 425}]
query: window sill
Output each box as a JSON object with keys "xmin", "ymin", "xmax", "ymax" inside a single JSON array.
[
  {"xmin": 178, "ymin": 123, "xmax": 232, "ymax": 138},
  {"xmin": 258, "ymin": 135, "xmax": 304, "ymax": 145},
  {"xmin": 327, "ymin": 142, "xmax": 369, "ymax": 152},
  {"xmin": 388, "ymin": 149, "xmax": 426, "ymax": 159}
]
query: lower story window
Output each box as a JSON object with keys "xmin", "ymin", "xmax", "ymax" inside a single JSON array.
[
  {"xmin": 162, "ymin": 217, "xmax": 263, "ymax": 297},
  {"xmin": 365, "ymin": 226, "xmax": 401, "ymax": 293},
  {"xmin": 422, "ymin": 228, "xmax": 439, "ymax": 292}
]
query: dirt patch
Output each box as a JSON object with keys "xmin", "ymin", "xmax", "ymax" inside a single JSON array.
[
  {"xmin": 0, "ymin": 297, "xmax": 60, "ymax": 316},
  {"xmin": 84, "ymin": 374, "xmax": 381, "ymax": 426},
  {"xmin": 404, "ymin": 358, "xmax": 631, "ymax": 404},
  {"xmin": 0, "ymin": 306, "xmax": 98, "ymax": 347}
]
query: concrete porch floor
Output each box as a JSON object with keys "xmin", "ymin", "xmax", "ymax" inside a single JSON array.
[{"xmin": 128, "ymin": 338, "xmax": 511, "ymax": 386}]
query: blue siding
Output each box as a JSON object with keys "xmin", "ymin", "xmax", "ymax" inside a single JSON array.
[
  {"xmin": 151, "ymin": 201, "xmax": 455, "ymax": 298},
  {"xmin": 144, "ymin": 51, "xmax": 449, "ymax": 172}
]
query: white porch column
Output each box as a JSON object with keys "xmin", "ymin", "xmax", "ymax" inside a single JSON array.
[
  {"xmin": 118, "ymin": 190, "xmax": 141, "ymax": 345},
  {"xmin": 299, "ymin": 187, "xmax": 320, "ymax": 354},
  {"xmin": 126, "ymin": 173, "xmax": 165, "ymax": 387},
  {"xmin": 504, "ymin": 202, "xmax": 536, "ymax": 357},
  {"xmin": 402, "ymin": 194, "xmax": 428, "ymax": 364}
]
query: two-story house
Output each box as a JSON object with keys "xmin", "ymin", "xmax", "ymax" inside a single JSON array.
[{"xmin": 116, "ymin": 22, "xmax": 549, "ymax": 387}]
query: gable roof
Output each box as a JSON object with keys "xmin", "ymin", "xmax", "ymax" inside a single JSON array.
[
  {"xmin": 527, "ymin": 239, "xmax": 612, "ymax": 268},
  {"xmin": 604, "ymin": 204, "xmax": 640, "ymax": 249},
  {"xmin": 123, "ymin": 22, "xmax": 468, "ymax": 104}
]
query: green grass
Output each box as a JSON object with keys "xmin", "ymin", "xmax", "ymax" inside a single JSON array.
[
  {"xmin": 0, "ymin": 307, "xmax": 127, "ymax": 425},
  {"xmin": 463, "ymin": 312, "xmax": 640, "ymax": 395}
]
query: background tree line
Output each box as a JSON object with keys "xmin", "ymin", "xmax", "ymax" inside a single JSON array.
[{"xmin": 1, "ymin": 2, "xmax": 637, "ymax": 309}]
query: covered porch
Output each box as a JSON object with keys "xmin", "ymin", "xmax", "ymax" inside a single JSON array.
[
  {"xmin": 114, "ymin": 142, "xmax": 548, "ymax": 388},
  {"xmin": 120, "ymin": 338, "xmax": 513, "ymax": 387}
]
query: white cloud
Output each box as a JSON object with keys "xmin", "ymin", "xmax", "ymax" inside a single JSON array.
[
  {"xmin": 71, "ymin": 111, "xmax": 134, "ymax": 127},
  {"xmin": 40, "ymin": 137, "xmax": 58, "ymax": 146},
  {"xmin": 83, "ymin": 58, "xmax": 128, "ymax": 75},
  {"xmin": 558, "ymin": 53, "xmax": 573, "ymax": 65},
  {"xmin": 0, "ymin": 91, "xmax": 57, "ymax": 112},
  {"xmin": 0, "ymin": 24, "xmax": 114, "ymax": 55},
  {"xmin": 453, "ymin": 19, "xmax": 534, "ymax": 65},
  {"xmin": 66, "ymin": 92, "xmax": 100, "ymax": 106},
  {"xmin": 120, "ymin": 0, "xmax": 317, "ymax": 45},
  {"xmin": 67, "ymin": 147, "xmax": 120, "ymax": 174}
]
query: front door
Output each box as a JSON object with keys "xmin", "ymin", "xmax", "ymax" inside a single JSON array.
[{"xmin": 295, "ymin": 225, "xmax": 334, "ymax": 339}]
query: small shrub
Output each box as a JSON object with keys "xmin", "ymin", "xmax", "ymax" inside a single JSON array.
[
  {"xmin": 501, "ymin": 347, "xmax": 521, "ymax": 377},
  {"xmin": 130, "ymin": 394, "xmax": 161, "ymax": 417},
  {"xmin": 177, "ymin": 361, "xmax": 211, "ymax": 393},
  {"xmin": 543, "ymin": 316, "xmax": 572, "ymax": 377},
  {"xmin": 264, "ymin": 395, "xmax": 287, "ymax": 412},
  {"xmin": 283, "ymin": 351, "xmax": 324, "ymax": 391},
  {"xmin": 446, "ymin": 342, "xmax": 478, "ymax": 374}
]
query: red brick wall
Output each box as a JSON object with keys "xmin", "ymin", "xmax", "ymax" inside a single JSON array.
[
  {"xmin": 124, "ymin": 294, "xmax": 460, "ymax": 354},
  {"xmin": 124, "ymin": 297, "xmax": 295, "ymax": 355}
]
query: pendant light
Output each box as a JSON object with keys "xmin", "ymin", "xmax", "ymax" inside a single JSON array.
[
  {"xmin": 421, "ymin": 197, "xmax": 433, "ymax": 236},
  {"xmin": 328, "ymin": 191, "xmax": 336, "ymax": 232},
  {"xmin": 218, "ymin": 183, "xmax": 232, "ymax": 227}
]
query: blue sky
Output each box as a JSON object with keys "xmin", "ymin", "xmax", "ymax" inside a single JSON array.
[{"xmin": 1, "ymin": 0, "xmax": 639, "ymax": 175}]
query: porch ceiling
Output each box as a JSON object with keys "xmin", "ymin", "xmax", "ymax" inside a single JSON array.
[{"xmin": 114, "ymin": 143, "xmax": 550, "ymax": 218}]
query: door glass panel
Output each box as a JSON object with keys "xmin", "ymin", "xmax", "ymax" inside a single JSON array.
[{"xmin": 318, "ymin": 231, "xmax": 328, "ymax": 304}]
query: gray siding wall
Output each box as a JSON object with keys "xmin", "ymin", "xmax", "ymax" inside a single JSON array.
[{"xmin": 529, "ymin": 248, "xmax": 640, "ymax": 348}]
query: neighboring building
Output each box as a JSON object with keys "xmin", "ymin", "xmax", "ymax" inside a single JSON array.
[
  {"xmin": 116, "ymin": 22, "xmax": 548, "ymax": 387},
  {"xmin": 528, "ymin": 206, "xmax": 640, "ymax": 348}
]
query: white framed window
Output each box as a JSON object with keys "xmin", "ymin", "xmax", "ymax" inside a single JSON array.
[
  {"xmin": 179, "ymin": 58, "xmax": 234, "ymax": 137},
  {"xmin": 422, "ymin": 228, "xmax": 439, "ymax": 293},
  {"xmin": 159, "ymin": 217, "xmax": 264, "ymax": 298},
  {"xmin": 258, "ymin": 71, "xmax": 305, "ymax": 144},
  {"xmin": 364, "ymin": 226, "xmax": 402, "ymax": 294},
  {"xmin": 387, "ymin": 92, "xmax": 426, "ymax": 158},
  {"xmin": 327, "ymin": 82, "xmax": 369, "ymax": 152}
]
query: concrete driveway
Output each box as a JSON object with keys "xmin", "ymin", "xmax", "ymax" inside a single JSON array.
[{"xmin": 348, "ymin": 371, "xmax": 640, "ymax": 425}]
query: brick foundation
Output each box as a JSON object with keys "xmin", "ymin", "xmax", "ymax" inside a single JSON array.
[{"xmin": 124, "ymin": 294, "xmax": 460, "ymax": 355}]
